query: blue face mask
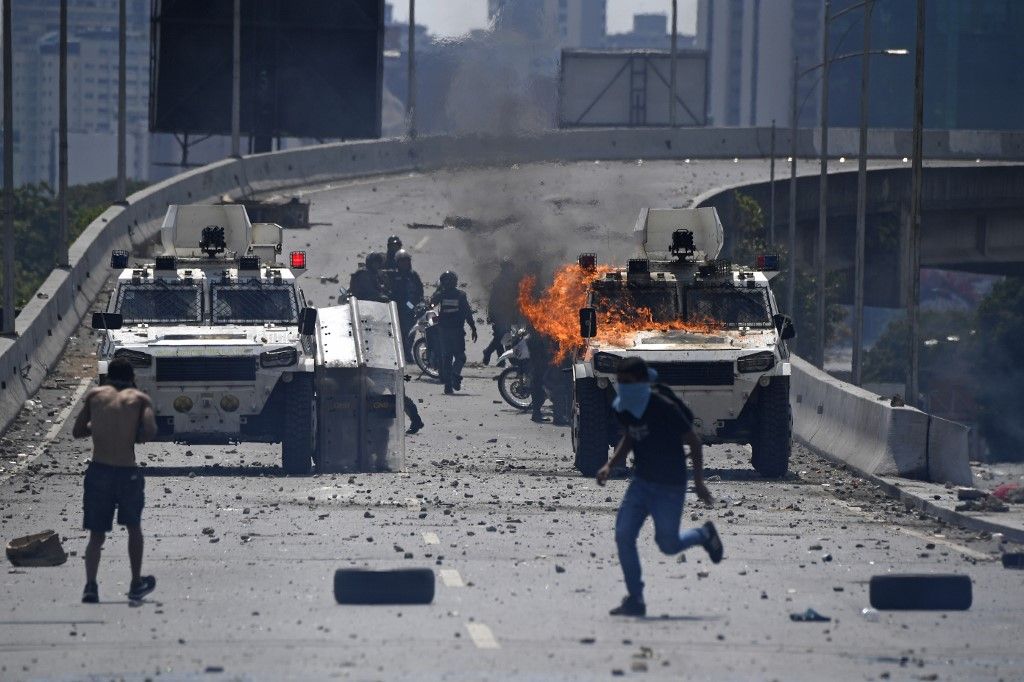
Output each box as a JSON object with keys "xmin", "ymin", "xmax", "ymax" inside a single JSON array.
[{"xmin": 613, "ymin": 382, "xmax": 652, "ymax": 419}]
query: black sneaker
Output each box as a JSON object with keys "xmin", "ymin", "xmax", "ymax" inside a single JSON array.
[
  {"xmin": 609, "ymin": 595, "xmax": 646, "ymax": 617},
  {"xmin": 531, "ymin": 413, "xmax": 550, "ymax": 423},
  {"xmin": 407, "ymin": 419, "xmax": 425, "ymax": 435},
  {"xmin": 702, "ymin": 521, "xmax": 723, "ymax": 564},
  {"xmin": 128, "ymin": 575, "xmax": 156, "ymax": 601},
  {"xmin": 444, "ymin": 386, "xmax": 454, "ymax": 395},
  {"xmin": 453, "ymin": 375, "xmax": 463, "ymax": 391},
  {"xmin": 82, "ymin": 582, "xmax": 99, "ymax": 604},
  {"xmin": 482, "ymin": 353, "xmax": 491, "ymax": 365}
]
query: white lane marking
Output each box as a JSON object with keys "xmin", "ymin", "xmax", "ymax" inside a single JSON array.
[
  {"xmin": 440, "ymin": 569, "xmax": 464, "ymax": 587},
  {"xmin": 896, "ymin": 526, "xmax": 994, "ymax": 561},
  {"xmin": 413, "ymin": 235, "xmax": 430, "ymax": 251},
  {"xmin": 1, "ymin": 378, "xmax": 92, "ymax": 483},
  {"xmin": 466, "ymin": 623, "xmax": 499, "ymax": 650},
  {"xmin": 422, "ymin": 531, "xmax": 440, "ymax": 545},
  {"xmin": 45, "ymin": 379, "xmax": 93, "ymax": 441}
]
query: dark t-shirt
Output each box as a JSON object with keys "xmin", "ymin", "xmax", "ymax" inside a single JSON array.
[{"xmin": 616, "ymin": 387, "xmax": 693, "ymax": 486}]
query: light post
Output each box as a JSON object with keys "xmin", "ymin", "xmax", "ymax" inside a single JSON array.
[
  {"xmin": 2, "ymin": 0, "xmax": 14, "ymax": 335},
  {"xmin": 407, "ymin": 0, "xmax": 416, "ymax": 139}
]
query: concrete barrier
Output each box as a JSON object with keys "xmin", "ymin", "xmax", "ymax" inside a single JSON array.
[
  {"xmin": 790, "ymin": 356, "xmax": 971, "ymax": 485},
  {"xmin": 1, "ymin": 126, "xmax": 1014, "ymax": 442}
]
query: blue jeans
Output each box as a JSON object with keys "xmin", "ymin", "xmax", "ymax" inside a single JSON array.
[{"xmin": 615, "ymin": 477, "xmax": 706, "ymax": 601}]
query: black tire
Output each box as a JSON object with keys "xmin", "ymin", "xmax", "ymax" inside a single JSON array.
[
  {"xmin": 572, "ymin": 378, "xmax": 609, "ymax": 477},
  {"xmin": 334, "ymin": 568, "xmax": 435, "ymax": 605},
  {"xmin": 282, "ymin": 373, "xmax": 315, "ymax": 475},
  {"xmin": 869, "ymin": 574, "xmax": 972, "ymax": 611},
  {"xmin": 413, "ymin": 338, "xmax": 440, "ymax": 379},
  {"xmin": 498, "ymin": 367, "xmax": 533, "ymax": 411},
  {"xmin": 751, "ymin": 376, "xmax": 791, "ymax": 478}
]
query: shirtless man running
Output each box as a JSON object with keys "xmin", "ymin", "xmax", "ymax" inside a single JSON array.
[{"xmin": 72, "ymin": 357, "xmax": 158, "ymax": 603}]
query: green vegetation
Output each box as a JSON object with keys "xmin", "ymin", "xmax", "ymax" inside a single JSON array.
[
  {"xmin": 0, "ymin": 179, "xmax": 146, "ymax": 308},
  {"xmin": 730, "ymin": 190, "xmax": 843, "ymax": 359},
  {"xmin": 974, "ymin": 277, "xmax": 1024, "ymax": 460}
]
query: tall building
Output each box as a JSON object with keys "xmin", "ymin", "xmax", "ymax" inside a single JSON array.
[
  {"xmin": 489, "ymin": 0, "xmax": 605, "ymax": 48},
  {"xmin": 697, "ymin": 0, "xmax": 820, "ymax": 127},
  {"xmin": 698, "ymin": 0, "xmax": 1024, "ymax": 130},
  {"xmin": 605, "ymin": 13, "xmax": 696, "ymax": 51},
  {"xmin": 3, "ymin": 0, "xmax": 150, "ymax": 185}
]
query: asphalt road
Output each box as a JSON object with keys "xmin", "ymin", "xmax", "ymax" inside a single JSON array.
[{"xmin": 1, "ymin": 160, "xmax": 1022, "ymax": 681}]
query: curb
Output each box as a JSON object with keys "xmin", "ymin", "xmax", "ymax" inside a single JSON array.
[{"xmin": 798, "ymin": 437, "xmax": 1024, "ymax": 545}]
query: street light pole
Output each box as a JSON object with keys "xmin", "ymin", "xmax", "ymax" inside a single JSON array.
[
  {"xmin": 769, "ymin": 119, "xmax": 776, "ymax": 244},
  {"xmin": 2, "ymin": 0, "xmax": 14, "ymax": 335},
  {"xmin": 57, "ymin": 0, "xmax": 69, "ymax": 267},
  {"xmin": 907, "ymin": 0, "xmax": 926, "ymax": 405},
  {"xmin": 230, "ymin": 0, "xmax": 241, "ymax": 158},
  {"xmin": 815, "ymin": 0, "xmax": 831, "ymax": 369},
  {"xmin": 787, "ymin": 57, "xmax": 798, "ymax": 317},
  {"xmin": 116, "ymin": 0, "xmax": 126, "ymax": 202},
  {"xmin": 670, "ymin": 0, "xmax": 678, "ymax": 127},
  {"xmin": 407, "ymin": 0, "xmax": 416, "ymax": 139},
  {"xmin": 852, "ymin": 0, "xmax": 873, "ymax": 386}
]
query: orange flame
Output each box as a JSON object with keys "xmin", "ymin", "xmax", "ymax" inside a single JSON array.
[{"xmin": 518, "ymin": 263, "xmax": 721, "ymax": 364}]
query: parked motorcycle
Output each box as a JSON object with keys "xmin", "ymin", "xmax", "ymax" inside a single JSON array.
[
  {"xmin": 409, "ymin": 302, "xmax": 441, "ymax": 379},
  {"xmin": 495, "ymin": 325, "xmax": 533, "ymax": 411}
]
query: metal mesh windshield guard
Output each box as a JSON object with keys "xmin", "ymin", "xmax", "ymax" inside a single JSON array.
[
  {"xmin": 686, "ymin": 287, "xmax": 771, "ymax": 327},
  {"xmin": 115, "ymin": 282, "xmax": 203, "ymax": 324},
  {"xmin": 211, "ymin": 284, "xmax": 298, "ymax": 325}
]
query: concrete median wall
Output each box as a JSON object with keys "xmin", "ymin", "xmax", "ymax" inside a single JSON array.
[
  {"xmin": 0, "ymin": 126, "xmax": 1013, "ymax": 448},
  {"xmin": 791, "ymin": 356, "xmax": 972, "ymax": 486}
]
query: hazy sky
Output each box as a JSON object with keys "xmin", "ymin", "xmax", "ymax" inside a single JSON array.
[{"xmin": 390, "ymin": 0, "xmax": 699, "ymax": 38}]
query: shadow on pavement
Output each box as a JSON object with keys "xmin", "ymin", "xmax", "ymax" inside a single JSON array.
[{"xmin": 139, "ymin": 465, "xmax": 289, "ymax": 478}]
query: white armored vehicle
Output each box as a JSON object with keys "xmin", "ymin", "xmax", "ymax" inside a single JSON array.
[
  {"xmin": 93, "ymin": 204, "xmax": 406, "ymax": 474},
  {"xmin": 571, "ymin": 207, "xmax": 795, "ymax": 479}
]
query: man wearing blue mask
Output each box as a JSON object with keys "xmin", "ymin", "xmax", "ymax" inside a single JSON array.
[{"xmin": 597, "ymin": 355, "xmax": 723, "ymax": 617}]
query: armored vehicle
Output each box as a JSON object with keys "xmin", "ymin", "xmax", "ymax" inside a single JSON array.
[
  {"xmin": 572, "ymin": 207, "xmax": 795, "ymax": 479},
  {"xmin": 93, "ymin": 204, "xmax": 406, "ymax": 474}
]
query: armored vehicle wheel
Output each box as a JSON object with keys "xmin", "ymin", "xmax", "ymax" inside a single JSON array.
[
  {"xmin": 572, "ymin": 378, "xmax": 609, "ymax": 477},
  {"xmin": 497, "ymin": 367, "xmax": 532, "ymax": 411},
  {"xmin": 751, "ymin": 377, "xmax": 791, "ymax": 478},
  {"xmin": 413, "ymin": 338, "xmax": 440, "ymax": 379},
  {"xmin": 334, "ymin": 568, "xmax": 435, "ymax": 605},
  {"xmin": 282, "ymin": 373, "xmax": 315, "ymax": 475}
]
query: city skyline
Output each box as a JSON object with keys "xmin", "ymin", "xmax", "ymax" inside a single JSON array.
[{"xmin": 389, "ymin": 0, "xmax": 699, "ymax": 37}]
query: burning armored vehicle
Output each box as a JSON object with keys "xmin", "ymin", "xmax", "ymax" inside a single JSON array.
[
  {"xmin": 93, "ymin": 204, "xmax": 406, "ymax": 474},
  {"xmin": 570, "ymin": 207, "xmax": 795, "ymax": 479}
]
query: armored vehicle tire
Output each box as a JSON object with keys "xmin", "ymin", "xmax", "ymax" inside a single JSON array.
[
  {"xmin": 751, "ymin": 377, "xmax": 791, "ymax": 479},
  {"xmin": 498, "ymin": 367, "xmax": 533, "ymax": 411},
  {"xmin": 334, "ymin": 568, "xmax": 435, "ymax": 605},
  {"xmin": 282, "ymin": 373, "xmax": 315, "ymax": 475},
  {"xmin": 869, "ymin": 574, "xmax": 972, "ymax": 610},
  {"xmin": 573, "ymin": 378, "xmax": 609, "ymax": 477},
  {"xmin": 413, "ymin": 338, "xmax": 440, "ymax": 379}
]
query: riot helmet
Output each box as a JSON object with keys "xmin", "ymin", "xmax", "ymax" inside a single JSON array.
[{"xmin": 439, "ymin": 270, "xmax": 458, "ymax": 289}]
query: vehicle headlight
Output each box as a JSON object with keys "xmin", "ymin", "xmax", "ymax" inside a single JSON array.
[
  {"xmin": 260, "ymin": 347, "xmax": 298, "ymax": 368},
  {"xmin": 113, "ymin": 348, "xmax": 152, "ymax": 368},
  {"xmin": 220, "ymin": 394, "xmax": 240, "ymax": 412},
  {"xmin": 593, "ymin": 352, "xmax": 621, "ymax": 374},
  {"xmin": 737, "ymin": 351, "xmax": 776, "ymax": 373},
  {"xmin": 173, "ymin": 395, "xmax": 193, "ymax": 413}
]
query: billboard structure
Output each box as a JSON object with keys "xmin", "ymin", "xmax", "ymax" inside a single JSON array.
[
  {"xmin": 150, "ymin": 0, "xmax": 384, "ymax": 145},
  {"xmin": 559, "ymin": 49, "xmax": 708, "ymax": 128}
]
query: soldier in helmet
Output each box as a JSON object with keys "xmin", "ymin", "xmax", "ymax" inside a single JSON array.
[
  {"xmin": 429, "ymin": 270, "xmax": 477, "ymax": 394},
  {"xmin": 348, "ymin": 252, "xmax": 389, "ymax": 302},
  {"xmin": 387, "ymin": 249, "xmax": 424, "ymax": 362},
  {"xmin": 384, "ymin": 235, "xmax": 403, "ymax": 270}
]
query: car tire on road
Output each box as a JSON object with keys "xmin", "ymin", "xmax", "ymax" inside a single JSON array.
[
  {"xmin": 333, "ymin": 568, "xmax": 435, "ymax": 605},
  {"xmin": 751, "ymin": 377, "xmax": 791, "ymax": 479},
  {"xmin": 282, "ymin": 373, "xmax": 315, "ymax": 475},
  {"xmin": 870, "ymin": 573, "xmax": 972, "ymax": 610},
  {"xmin": 572, "ymin": 378, "xmax": 609, "ymax": 477}
]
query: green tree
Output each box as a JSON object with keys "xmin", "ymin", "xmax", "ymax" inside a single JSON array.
[
  {"xmin": 730, "ymin": 190, "xmax": 842, "ymax": 357},
  {"xmin": 974, "ymin": 277, "xmax": 1024, "ymax": 460},
  {"xmin": 0, "ymin": 178, "xmax": 146, "ymax": 310}
]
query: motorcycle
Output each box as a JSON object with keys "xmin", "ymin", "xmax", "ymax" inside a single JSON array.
[
  {"xmin": 495, "ymin": 325, "xmax": 533, "ymax": 411},
  {"xmin": 409, "ymin": 302, "xmax": 441, "ymax": 379}
]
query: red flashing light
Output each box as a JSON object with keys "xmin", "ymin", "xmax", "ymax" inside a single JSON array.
[{"xmin": 290, "ymin": 251, "xmax": 306, "ymax": 270}]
